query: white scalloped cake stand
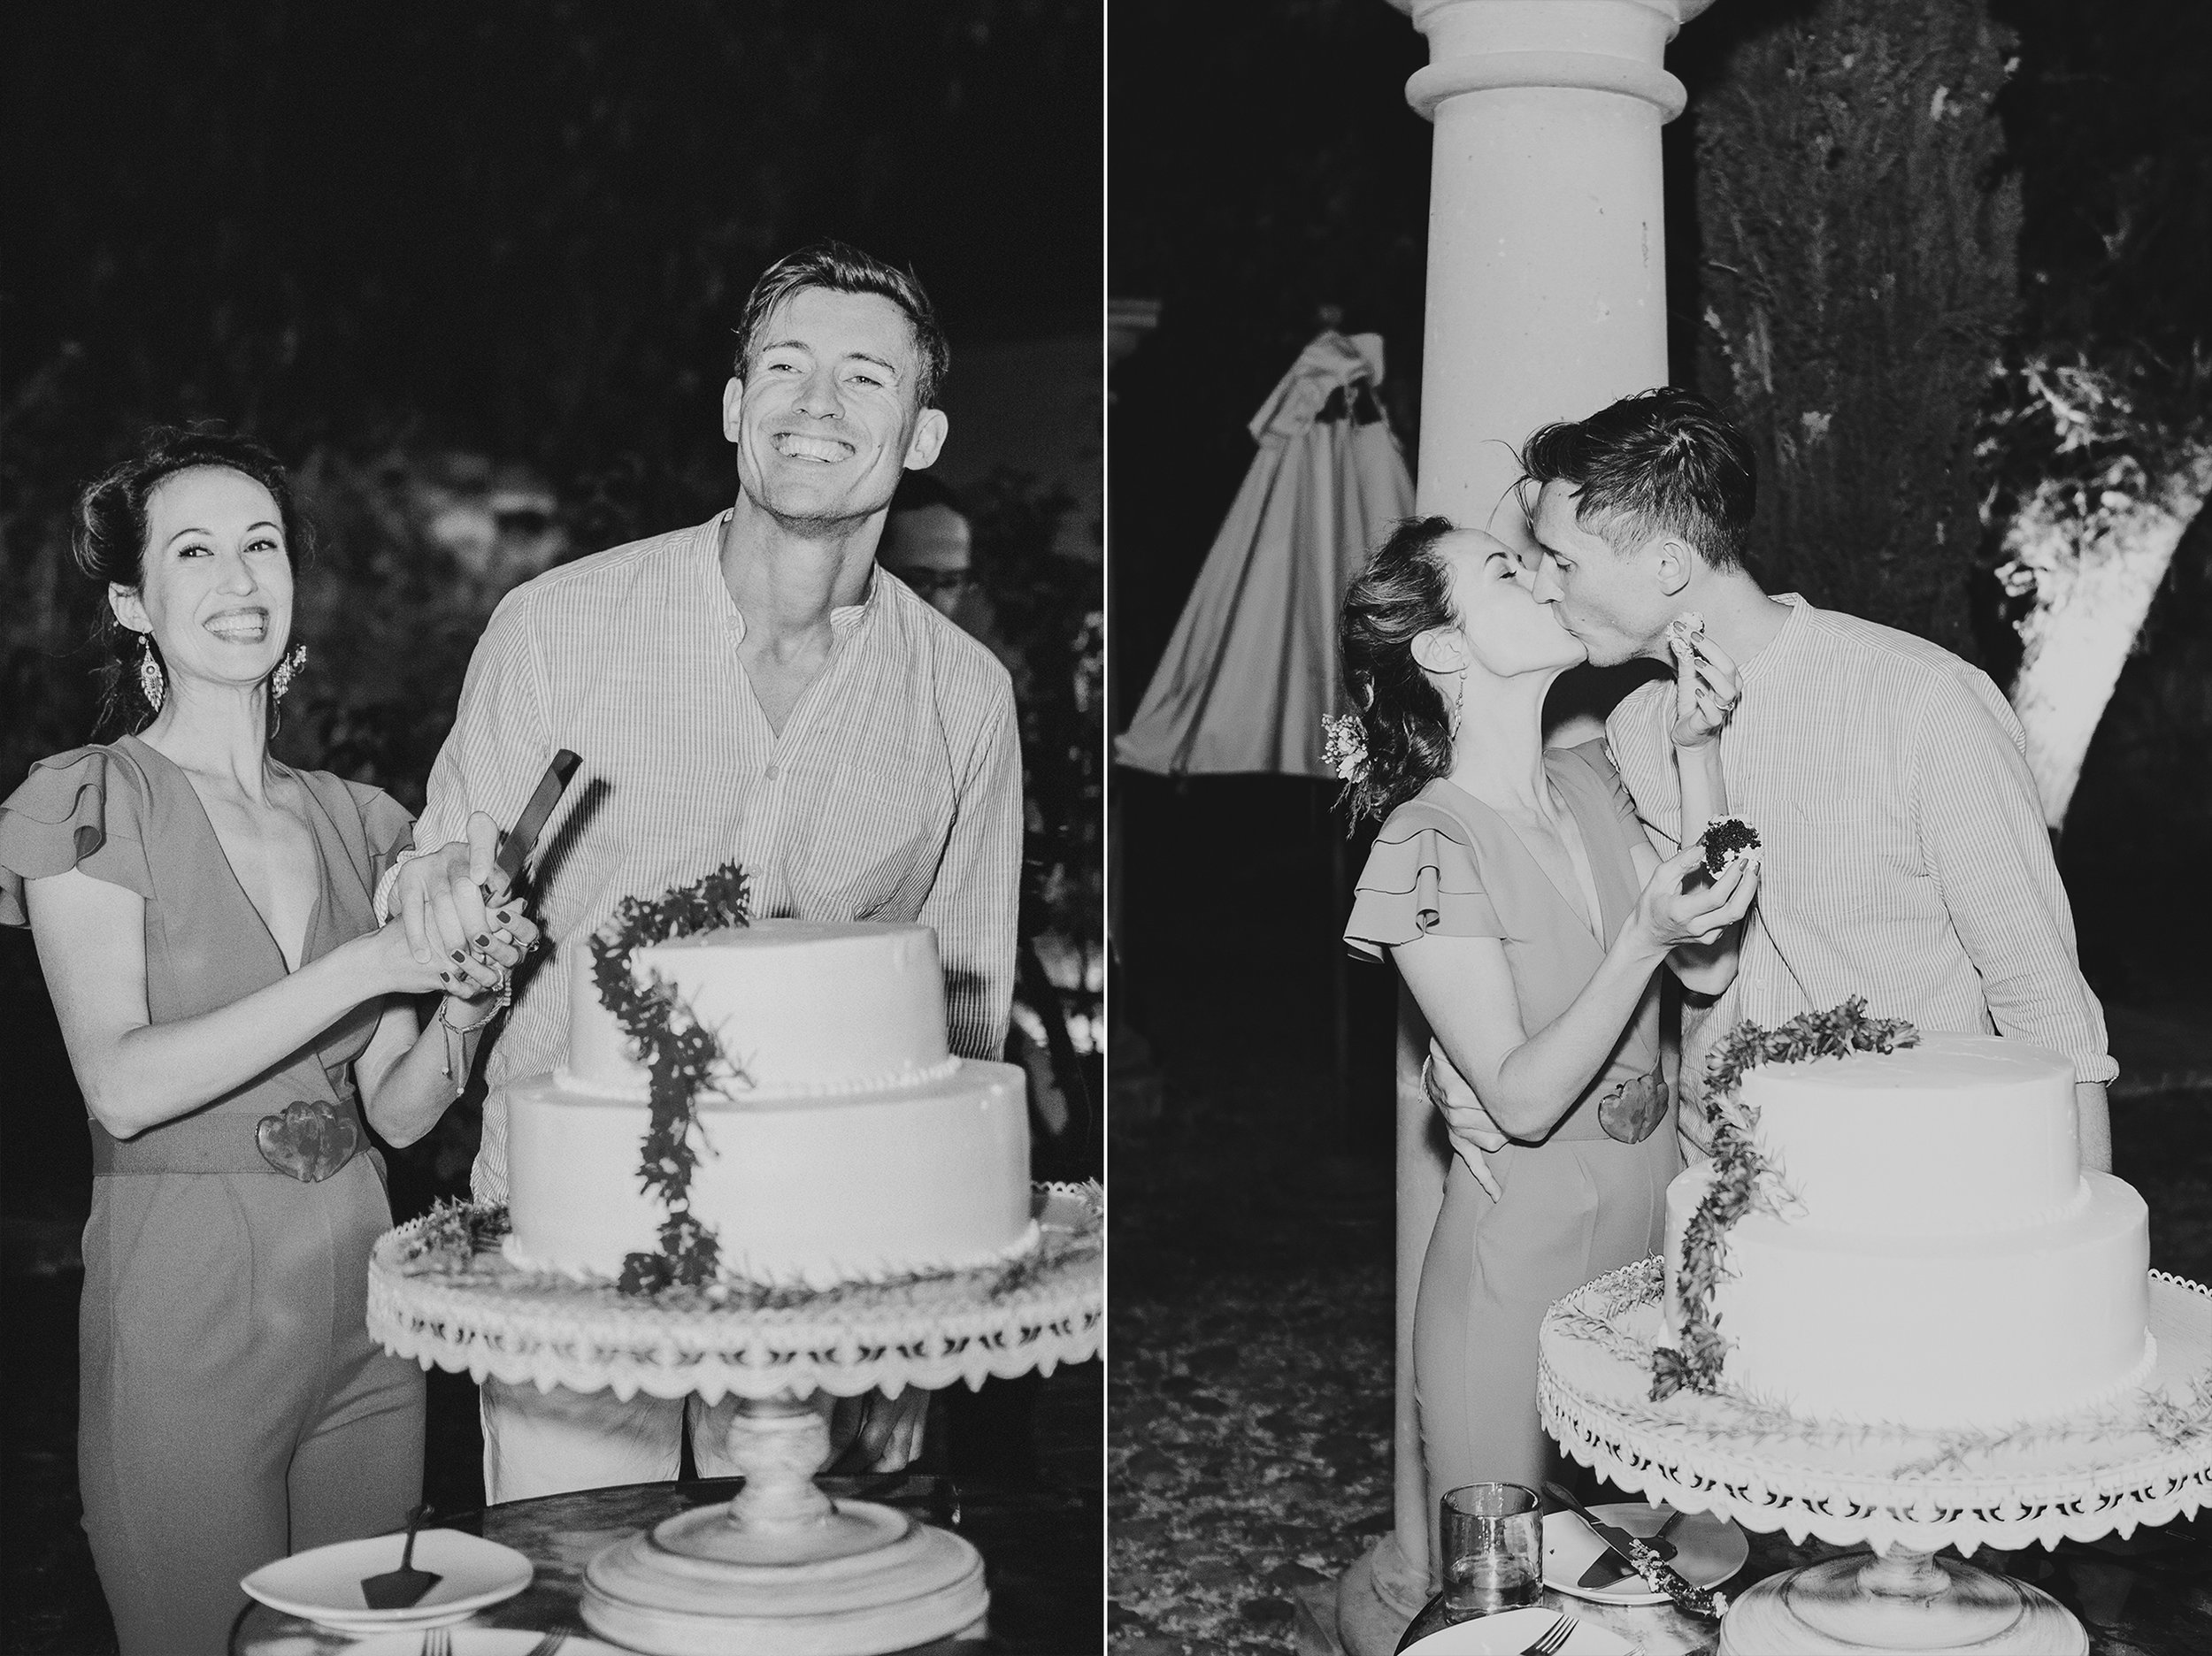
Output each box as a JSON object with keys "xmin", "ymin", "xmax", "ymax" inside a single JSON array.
[
  {"xmin": 368, "ymin": 1184, "xmax": 1102, "ymax": 1656},
  {"xmin": 1538, "ymin": 1260, "xmax": 2212, "ymax": 1654}
]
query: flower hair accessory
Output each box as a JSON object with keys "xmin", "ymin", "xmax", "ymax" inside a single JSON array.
[{"xmin": 1322, "ymin": 713, "xmax": 1369, "ymax": 783}]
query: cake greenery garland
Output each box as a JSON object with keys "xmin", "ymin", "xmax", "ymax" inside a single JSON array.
[
  {"xmin": 397, "ymin": 1195, "xmax": 512, "ymax": 1269},
  {"xmin": 392, "ymin": 1184, "xmax": 1102, "ymax": 1313},
  {"xmin": 1650, "ymin": 998, "xmax": 1920, "ymax": 1401},
  {"xmin": 586, "ymin": 862, "xmax": 754, "ymax": 1295}
]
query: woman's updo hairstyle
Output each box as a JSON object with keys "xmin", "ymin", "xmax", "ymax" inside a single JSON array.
[
  {"xmin": 73, "ymin": 424, "xmax": 310, "ymax": 736},
  {"xmin": 1338, "ymin": 514, "xmax": 1461, "ymax": 822}
]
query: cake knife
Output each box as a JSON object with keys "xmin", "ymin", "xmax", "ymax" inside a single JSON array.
[
  {"xmin": 1543, "ymin": 1482, "xmax": 1729, "ymax": 1619},
  {"xmin": 483, "ymin": 748, "xmax": 580, "ymax": 900},
  {"xmin": 1578, "ymin": 1505, "xmax": 1683, "ymax": 1589}
]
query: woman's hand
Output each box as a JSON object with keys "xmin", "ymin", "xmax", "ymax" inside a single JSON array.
[
  {"xmin": 1627, "ymin": 840, "xmax": 1761, "ymax": 956},
  {"xmin": 442, "ymin": 901, "xmax": 541, "ymax": 1019},
  {"xmin": 350, "ymin": 900, "xmax": 541, "ymax": 1003},
  {"xmin": 1669, "ymin": 632, "xmax": 1741, "ymax": 748}
]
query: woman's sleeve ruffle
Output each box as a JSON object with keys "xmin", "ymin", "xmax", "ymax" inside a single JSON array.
[
  {"xmin": 342, "ymin": 781, "xmax": 417, "ymax": 891},
  {"xmin": 0, "ymin": 748, "xmax": 153, "ymax": 928},
  {"xmin": 1343, "ymin": 806, "xmax": 1504, "ymax": 962}
]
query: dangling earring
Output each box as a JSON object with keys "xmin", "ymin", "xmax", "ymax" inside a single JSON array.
[
  {"xmin": 1448, "ymin": 669, "xmax": 1468, "ymax": 740},
  {"xmin": 270, "ymin": 641, "xmax": 307, "ymax": 702},
  {"xmin": 137, "ymin": 635, "xmax": 165, "ymax": 714}
]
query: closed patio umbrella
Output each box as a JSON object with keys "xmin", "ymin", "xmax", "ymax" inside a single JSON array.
[
  {"xmin": 1114, "ymin": 329, "xmax": 1413, "ymax": 778},
  {"xmin": 1116, "ymin": 328, "xmax": 1414, "ymax": 1124}
]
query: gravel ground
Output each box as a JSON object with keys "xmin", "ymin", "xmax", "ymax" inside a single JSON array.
[{"xmin": 1108, "ymin": 938, "xmax": 1402, "ymax": 1656}]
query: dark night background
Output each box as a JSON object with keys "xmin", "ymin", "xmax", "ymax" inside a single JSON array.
[
  {"xmin": 3, "ymin": 4, "xmax": 1102, "ymax": 1651},
  {"xmin": 1107, "ymin": 2, "xmax": 2212, "ymax": 1649}
]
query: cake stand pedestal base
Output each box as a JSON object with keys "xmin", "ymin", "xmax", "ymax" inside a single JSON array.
[
  {"xmin": 1717, "ymin": 1550, "xmax": 2086, "ymax": 1655},
  {"xmin": 581, "ymin": 1392, "xmax": 988, "ymax": 1656}
]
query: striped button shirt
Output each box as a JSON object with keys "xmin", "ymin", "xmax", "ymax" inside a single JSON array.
[
  {"xmin": 1606, "ymin": 594, "xmax": 2115, "ymax": 1153},
  {"xmin": 415, "ymin": 512, "xmax": 1022, "ymax": 1201}
]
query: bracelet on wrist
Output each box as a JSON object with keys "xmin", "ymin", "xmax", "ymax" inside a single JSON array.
[
  {"xmin": 373, "ymin": 849, "xmax": 426, "ymax": 927},
  {"xmin": 440, "ymin": 996, "xmax": 497, "ymax": 1032},
  {"xmin": 434, "ymin": 994, "xmax": 496, "ymax": 1085}
]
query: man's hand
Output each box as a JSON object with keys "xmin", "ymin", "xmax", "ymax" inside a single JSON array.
[
  {"xmin": 395, "ymin": 812, "xmax": 504, "ymax": 966},
  {"xmin": 1425, "ymin": 1041, "xmax": 1506, "ymax": 1200}
]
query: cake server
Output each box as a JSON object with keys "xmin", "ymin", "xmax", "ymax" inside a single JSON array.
[
  {"xmin": 484, "ymin": 748, "xmax": 580, "ymax": 899},
  {"xmin": 1544, "ymin": 1482, "xmax": 1729, "ymax": 1619},
  {"xmin": 357, "ymin": 1502, "xmax": 441, "ymax": 1609}
]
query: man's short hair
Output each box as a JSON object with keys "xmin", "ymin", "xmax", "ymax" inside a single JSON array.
[
  {"xmin": 733, "ymin": 240, "xmax": 950, "ymax": 411},
  {"xmin": 1519, "ymin": 387, "xmax": 1755, "ymax": 572}
]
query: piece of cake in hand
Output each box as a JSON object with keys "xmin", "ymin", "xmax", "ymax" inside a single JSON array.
[
  {"xmin": 1664, "ymin": 611, "xmax": 1706, "ymax": 656},
  {"xmin": 1698, "ymin": 815, "xmax": 1760, "ymax": 879}
]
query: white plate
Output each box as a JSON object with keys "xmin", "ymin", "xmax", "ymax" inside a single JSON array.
[
  {"xmin": 1542, "ymin": 1502, "xmax": 1747, "ymax": 1606},
  {"xmin": 343, "ymin": 1631, "xmax": 630, "ymax": 1655},
  {"xmin": 1402, "ymin": 1606, "xmax": 1635, "ymax": 1655},
  {"xmin": 241, "ymin": 1529, "xmax": 533, "ymax": 1629}
]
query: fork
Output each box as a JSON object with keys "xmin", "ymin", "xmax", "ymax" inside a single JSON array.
[
  {"xmin": 1520, "ymin": 1612, "xmax": 1578, "ymax": 1655},
  {"xmin": 419, "ymin": 1629, "xmax": 452, "ymax": 1656},
  {"xmin": 522, "ymin": 1634, "xmax": 570, "ymax": 1656}
]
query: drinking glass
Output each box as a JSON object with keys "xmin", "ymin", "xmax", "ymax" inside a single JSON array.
[{"xmin": 1440, "ymin": 1482, "xmax": 1543, "ymax": 1616}]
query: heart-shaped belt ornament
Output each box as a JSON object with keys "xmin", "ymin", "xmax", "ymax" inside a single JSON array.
[
  {"xmin": 1598, "ymin": 1068, "xmax": 1670, "ymax": 1146},
  {"xmin": 256, "ymin": 1099, "xmax": 362, "ymax": 1183}
]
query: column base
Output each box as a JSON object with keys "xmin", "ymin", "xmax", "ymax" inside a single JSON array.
[
  {"xmin": 1321, "ymin": 1530, "xmax": 1430, "ymax": 1656},
  {"xmin": 581, "ymin": 1499, "xmax": 988, "ymax": 1656}
]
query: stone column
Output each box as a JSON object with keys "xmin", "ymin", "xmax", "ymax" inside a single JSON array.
[{"xmin": 1326, "ymin": 5, "xmax": 1715, "ymax": 1652}]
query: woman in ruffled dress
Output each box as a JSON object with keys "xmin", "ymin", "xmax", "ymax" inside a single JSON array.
[
  {"xmin": 1338, "ymin": 515, "xmax": 1757, "ymax": 1552},
  {"xmin": 0, "ymin": 427, "xmax": 540, "ymax": 1656}
]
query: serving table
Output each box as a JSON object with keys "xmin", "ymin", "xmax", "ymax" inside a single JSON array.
[{"xmin": 229, "ymin": 1472, "xmax": 1100, "ymax": 1654}]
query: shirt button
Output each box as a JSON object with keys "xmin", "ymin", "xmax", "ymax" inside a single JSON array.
[{"xmin": 764, "ymin": 763, "xmax": 779, "ymax": 781}]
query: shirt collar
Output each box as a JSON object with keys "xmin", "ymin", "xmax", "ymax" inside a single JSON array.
[
  {"xmin": 1735, "ymin": 592, "xmax": 1809, "ymax": 684},
  {"xmin": 705, "ymin": 509, "xmax": 882, "ymax": 640}
]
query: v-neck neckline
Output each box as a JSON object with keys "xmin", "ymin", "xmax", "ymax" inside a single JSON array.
[
  {"xmin": 1434, "ymin": 758, "xmax": 1622, "ymax": 950},
  {"xmin": 703, "ymin": 525, "xmax": 870, "ymax": 754},
  {"xmin": 123, "ymin": 733, "xmax": 327, "ymax": 976}
]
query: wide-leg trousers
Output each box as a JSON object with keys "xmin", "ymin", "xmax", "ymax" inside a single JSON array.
[
  {"xmin": 1412, "ymin": 1130, "xmax": 1679, "ymax": 1580},
  {"xmin": 79, "ymin": 1156, "xmax": 424, "ymax": 1656}
]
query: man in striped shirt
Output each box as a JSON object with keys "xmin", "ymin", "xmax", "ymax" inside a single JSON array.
[
  {"xmin": 386, "ymin": 242, "xmax": 1021, "ymax": 1500},
  {"xmin": 1432, "ymin": 389, "xmax": 2113, "ymax": 1174}
]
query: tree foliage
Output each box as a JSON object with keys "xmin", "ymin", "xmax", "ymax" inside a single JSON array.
[
  {"xmin": 2, "ymin": 0, "xmax": 1102, "ymax": 796},
  {"xmin": 1693, "ymin": 0, "xmax": 2021, "ymax": 657},
  {"xmin": 1981, "ymin": 0, "xmax": 2211, "ymax": 944}
]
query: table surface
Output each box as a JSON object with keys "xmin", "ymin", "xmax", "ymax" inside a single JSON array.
[
  {"xmin": 1396, "ymin": 1513, "xmax": 2212, "ymax": 1654},
  {"xmin": 232, "ymin": 1474, "xmax": 1100, "ymax": 1656}
]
